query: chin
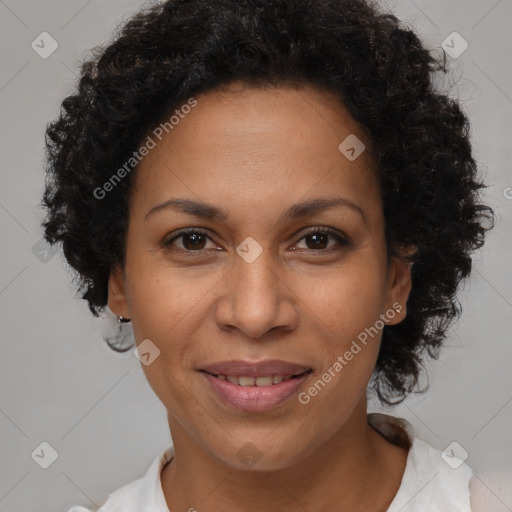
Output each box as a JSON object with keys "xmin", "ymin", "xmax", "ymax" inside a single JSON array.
[{"xmin": 210, "ymin": 435, "xmax": 311, "ymax": 472}]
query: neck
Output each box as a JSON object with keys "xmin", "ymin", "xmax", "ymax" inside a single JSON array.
[{"xmin": 161, "ymin": 403, "xmax": 408, "ymax": 512}]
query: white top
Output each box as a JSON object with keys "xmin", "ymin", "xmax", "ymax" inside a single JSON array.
[{"xmin": 67, "ymin": 413, "xmax": 474, "ymax": 512}]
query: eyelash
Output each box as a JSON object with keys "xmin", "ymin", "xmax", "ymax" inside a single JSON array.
[{"xmin": 163, "ymin": 227, "xmax": 351, "ymax": 255}]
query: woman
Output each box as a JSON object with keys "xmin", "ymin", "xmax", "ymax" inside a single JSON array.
[{"xmin": 41, "ymin": 0, "xmax": 494, "ymax": 510}]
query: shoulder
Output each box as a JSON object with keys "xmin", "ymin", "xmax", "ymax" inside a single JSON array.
[
  {"xmin": 368, "ymin": 413, "xmax": 474, "ymax": 512},
  {"xmin": 66, "ymin": 446, "xmax": 174, "ymax": 512}
]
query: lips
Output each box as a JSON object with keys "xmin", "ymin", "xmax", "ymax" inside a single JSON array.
[{"xmin": 199, "ymin": 359, "xmax": 312, "ymax": 412}]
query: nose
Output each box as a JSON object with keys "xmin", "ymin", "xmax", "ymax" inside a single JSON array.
[{"xmin": 214, "ymin": 249, "xmax": 299, "ymax": 339}]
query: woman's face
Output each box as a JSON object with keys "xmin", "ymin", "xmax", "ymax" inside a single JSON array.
[{"xmin": 108, "ymin": 82, "xmax": 412, "ymax": 470}]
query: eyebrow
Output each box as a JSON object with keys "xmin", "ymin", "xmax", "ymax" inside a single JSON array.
[{"xmin": 145, "ymin": 196, "xmax": 367, "ymax": 225}]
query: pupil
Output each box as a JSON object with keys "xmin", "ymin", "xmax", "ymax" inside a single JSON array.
[
  {"xmin": 184, "ymin": 233, "xmax": 205, "ymax": 250},
  {"xmin": 308, "ymin": 233, "xmax": 327, "ymax": 249}
]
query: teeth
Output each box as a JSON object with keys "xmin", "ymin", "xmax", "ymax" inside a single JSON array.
[
  {"xmin": 238, "ymin": 376, "xmax": 255, "ymax": 387},
  {"xmin": 215, "ymin": 374, "xmax": 296, "ymax": 386},
  {"xmin": 226, "ymin": 375, "xmax": 239, "ymax": 385},
  {"xmin": 255, "ymin": 376, "xmax": 273, "ymax": 387}
]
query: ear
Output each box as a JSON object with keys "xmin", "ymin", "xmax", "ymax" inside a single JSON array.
[
  {"xmin": 107, "ymin": 263, "xmax": 130, "ymax": 319},
  {"xmin": 384, "ymin": 248, "xmax": 415, "ymax": 325}
]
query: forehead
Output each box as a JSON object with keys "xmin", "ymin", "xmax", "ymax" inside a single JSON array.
[{"xmin": 131, "ymin": 82, "xmax": 381, "ymax": 223}]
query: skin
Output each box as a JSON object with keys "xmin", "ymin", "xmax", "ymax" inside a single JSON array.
[{"xmin": 108, "ymin": 81, "xmax": 414, "ymax": 511}]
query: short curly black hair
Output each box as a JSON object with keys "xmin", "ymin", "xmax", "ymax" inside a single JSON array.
[{"xmin": 41, "ymin": 0, "xmax": 494, "ymax": 405}]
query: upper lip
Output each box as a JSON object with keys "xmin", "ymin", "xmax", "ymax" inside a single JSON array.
[{"xmin": 200, "ymin": 359, "xmax": 311, "ymax": 377}]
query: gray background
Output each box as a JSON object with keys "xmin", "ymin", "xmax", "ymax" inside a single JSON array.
[{"xmin": 0, "ymin": 0, "xmax": 511, "ymax": 510}]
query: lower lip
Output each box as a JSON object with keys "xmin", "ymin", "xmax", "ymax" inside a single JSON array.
[{"xmin": 200, "ymin": 371, "xmax": 311, "ymax": 412}]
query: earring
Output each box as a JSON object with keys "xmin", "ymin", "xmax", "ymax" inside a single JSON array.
[{"xmin": 118, "ymin": 315, "xmax": 131, "ymax": 323}]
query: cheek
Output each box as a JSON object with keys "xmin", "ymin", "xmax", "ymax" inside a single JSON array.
[
  {"xmin": 126, "ymin": 253, "xmax": 221, "ymax": 338},
  {"xmin": 125, "ymin": 260, "xmax": 222, "ymax": 404},
  {"xmin": 290, "ymin": 253, "xmax": 387, "ymax": 400},
  {"xmin": 292, "ymin": 253, "xmax": 387, "ymax": 338},
  {"xmin": 296, "ymin": 296, "xmax": 384, "ymax": 439}
]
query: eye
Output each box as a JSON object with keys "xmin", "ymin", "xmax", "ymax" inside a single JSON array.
[
  {"xmin": 163, "ymin": 229, "xmax": 217, "ymax": 252},
  {"xmin": 293, "ymin": 227, "xmax": 350, "ymax": 252}
]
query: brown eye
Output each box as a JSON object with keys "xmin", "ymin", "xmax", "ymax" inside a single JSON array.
[
  {"xmin": 305, "ymin": 232, "xmax": 330, "ymax": 250},
  {"xmin": 181, "ymin": 232, "xmax": 207, "ymax": 250},
  {"xmin": 164, "ymin": 230, "xmax": 216, "ymax": 251},
  {"xmin": 294, "ymin": 228, "xmax": 350, "ymax": 252}
]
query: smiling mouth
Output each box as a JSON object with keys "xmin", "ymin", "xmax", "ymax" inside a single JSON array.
[{"xmin": 201, "ymin": 370, "xmax": 312, "ymax": 387}]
